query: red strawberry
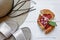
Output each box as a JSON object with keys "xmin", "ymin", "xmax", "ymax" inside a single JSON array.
[
  {"xmin": 43, "ymin": 14, "xmax": 52, "ymax": 19},
  {"xmin": 45, "ymin": 24, "xmax": 51, "ymax": 29}
]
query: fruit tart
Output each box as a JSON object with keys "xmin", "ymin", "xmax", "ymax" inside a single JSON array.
[{"xmin": 37, "ymin": 9, "xmax": 57, "ymax": 34}]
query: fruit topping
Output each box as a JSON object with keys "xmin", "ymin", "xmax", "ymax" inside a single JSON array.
[{"xmin": 43, "ymin": 14, "xmax": 52, "ymax": 19}]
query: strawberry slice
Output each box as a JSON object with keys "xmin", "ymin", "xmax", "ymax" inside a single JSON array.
[
  {"xmin": 40, "ymin": 15, "xmax": 49, "ymax": 27},
  {"xmin": 45, "ymin": 24, "xmax": 51, "ymax": 29},
  {"xmin": 43, "ymin": 14, "xmax": 52, "ymax": 19}
]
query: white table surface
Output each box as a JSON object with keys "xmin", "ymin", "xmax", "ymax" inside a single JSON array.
[{"xmin": 20, "ymin": 0, "xmax": 60, "ymax": 40}]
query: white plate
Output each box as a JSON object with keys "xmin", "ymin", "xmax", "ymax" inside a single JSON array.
[{"xmin": 20, "ymin": 0, "xmax": 60, "ymax": 40}]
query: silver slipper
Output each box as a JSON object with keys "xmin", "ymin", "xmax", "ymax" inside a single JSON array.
[
  {"xmin": 0, "ymin": 21, "xmax": 18, "ymax": 40},
  {"xmin": 6, "ymin": 27, "xmax": 31, "ymax": 40}
]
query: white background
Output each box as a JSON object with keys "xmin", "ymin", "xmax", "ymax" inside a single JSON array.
[{"xmin": 20, "ymin": 0, "xmax": 60, "ymax": 40}]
